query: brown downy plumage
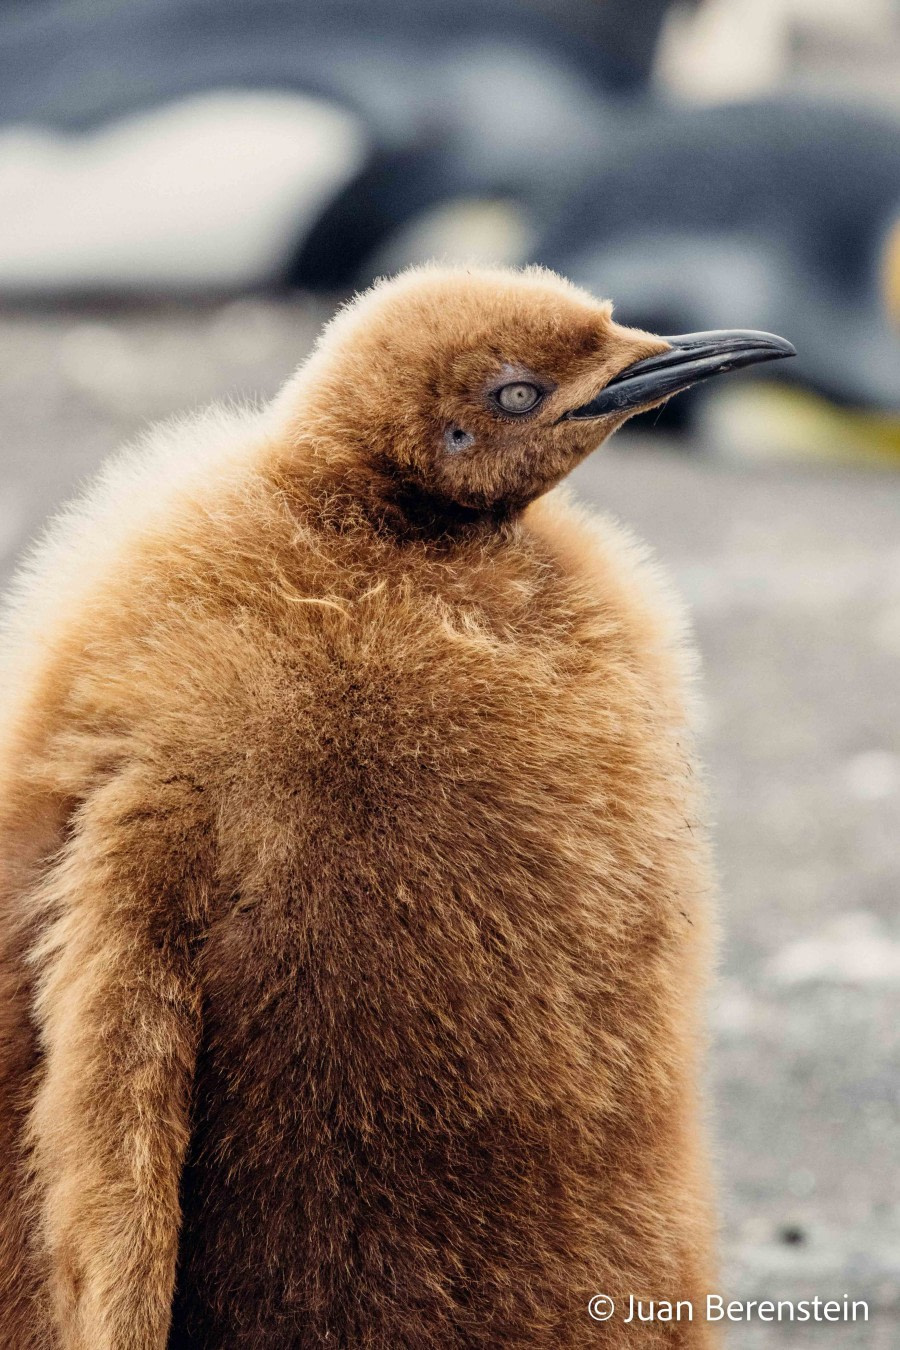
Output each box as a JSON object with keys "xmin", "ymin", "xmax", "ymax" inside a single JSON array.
[{"xmin": 0, "ymin": 266, "xmax": 794, "ymax": 1349}]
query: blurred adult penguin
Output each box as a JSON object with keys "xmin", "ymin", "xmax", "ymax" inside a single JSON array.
[
  {"xmin": 536, "ymin": 99, "xmax": 900, "ymax": 427},
  {"xmin": 0, "ymin": 264, "xmax": 793, "ymax": 1347},
  {"xmin": 0, "ymin": 0, "xmax": 677, "ymax": 295}
]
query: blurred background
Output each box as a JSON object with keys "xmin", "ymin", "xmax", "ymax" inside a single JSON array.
[{"xmin": 1, "ymin": 0, "xmax": 898, "ymax": 1343}]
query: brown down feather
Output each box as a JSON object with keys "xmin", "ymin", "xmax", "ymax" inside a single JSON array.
[{"xmin": 0, "ymin": 265, "xmax": 717, "ymax": 1348}]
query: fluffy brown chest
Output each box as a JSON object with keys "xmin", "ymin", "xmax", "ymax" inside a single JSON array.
[{"xmin": 168, "ymin": 556, "xmax": 693, "ymax": 1349}]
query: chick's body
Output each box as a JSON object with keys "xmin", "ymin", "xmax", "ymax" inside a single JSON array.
[{"xmin": 0, "ymin": 268, "xmax": 716, "ymax": 1349}]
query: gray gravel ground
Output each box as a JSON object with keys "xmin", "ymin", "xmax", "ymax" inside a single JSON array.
[{"xmin": 1, "ymin": 299, "xmax": 898, "ymax": 1348}]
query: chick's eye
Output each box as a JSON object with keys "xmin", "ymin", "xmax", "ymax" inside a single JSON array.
[{"xmin": 495, "ymin": 382, "xmax": 542, "ymax": 414}]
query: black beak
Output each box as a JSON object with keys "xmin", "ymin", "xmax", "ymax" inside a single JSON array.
[{"xmin": 566, "ymin": 329, "xmax": 797, "ymax": 419}]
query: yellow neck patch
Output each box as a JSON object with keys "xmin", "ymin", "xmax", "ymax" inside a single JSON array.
[{"xmin": 883, "ymin": 216, "xmax": 900, "ymax": 328}]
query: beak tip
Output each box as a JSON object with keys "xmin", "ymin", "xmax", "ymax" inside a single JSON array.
[{"xmin": 756, "ymin": 332, "xmax": 797, "ymax": 360}]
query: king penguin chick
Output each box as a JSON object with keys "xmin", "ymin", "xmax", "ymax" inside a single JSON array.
[{"xmin": 0, "ymin": 266, "xmax": 794, "ymax": 1350}]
